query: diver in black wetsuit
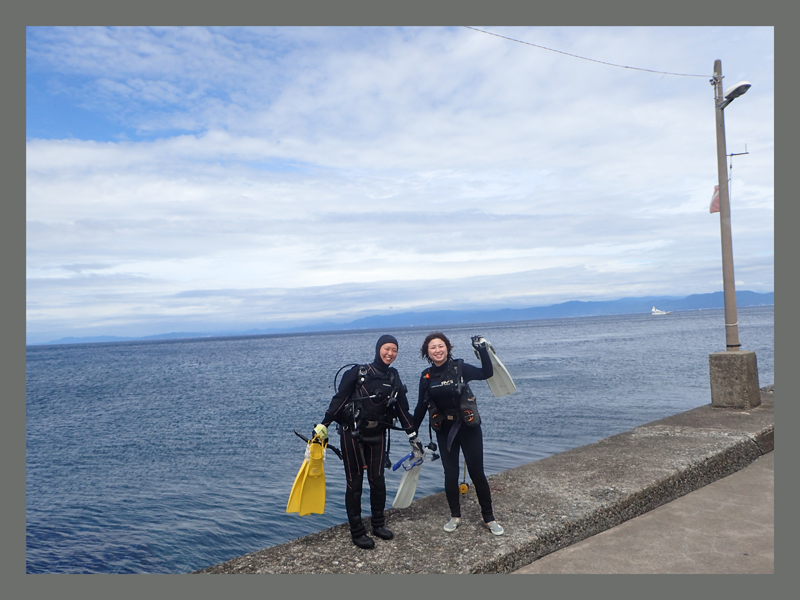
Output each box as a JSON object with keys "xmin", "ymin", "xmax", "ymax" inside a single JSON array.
[
  {"xmin": 412, "ymin": 332, "xmax": 505, "ymax": 536},
  {"xmin": 316, "ymin": 334, "xmax": 421, "ymax": 549}
]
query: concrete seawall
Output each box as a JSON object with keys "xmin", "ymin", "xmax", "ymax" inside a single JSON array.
[{"xmin": 195, "ymin": 387, "xmax": 774, "ymax": 574}]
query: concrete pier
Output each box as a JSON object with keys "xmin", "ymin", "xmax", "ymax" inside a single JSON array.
[
  {"xmin": 512, "ymin": 450, "xmax": 773, "ymax": 573},
  {"xmin": 194, "ymin": 386, "xmax": 774, "ymax": 574}
]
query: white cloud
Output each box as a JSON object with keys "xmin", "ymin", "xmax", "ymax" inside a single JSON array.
[{"xmin": 26, "ymin": 26, "xmax": 774, "ymax": 342}]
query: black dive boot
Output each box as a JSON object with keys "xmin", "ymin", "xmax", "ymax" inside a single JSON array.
[
  {"xmin": 372, "ymin": 525, "xmax": 394, "ymax": 540},
  {"xmin": 350, "ymin": 519, "xmax": 375, "ymax": 549},
  {"xmin": 351, "ymin": 534, "xmax": 375, "ymax": 549},
  {"xmin": 371, "ymin": 513, "xmax": 394, "ymax": 540}
]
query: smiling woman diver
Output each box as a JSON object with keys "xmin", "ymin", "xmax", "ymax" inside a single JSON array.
[
  {"xmin": 412, "ymin": 332, "xmax": 504, "ymax": 536},
  {"xmin": 315, "ymin": 334, "xmax": 422, "ymax": 549}
]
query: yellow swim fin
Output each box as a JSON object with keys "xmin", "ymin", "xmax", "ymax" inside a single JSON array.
[
  {"xmin": 286, "ymin": 434, "xmax": 327, "ymax": 515},
  {"xmin": 297, "ymin": 436, "xmax": 326, "ymax": 516},
  {"xmin": 286, "ymin": 453, "xmax": 309, "ymax": 514}
]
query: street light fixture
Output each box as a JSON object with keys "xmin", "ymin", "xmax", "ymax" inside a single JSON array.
[
  {"xmin": 708, "ymin": 59, "xmax": 760, "ymax": 409},
  {"xmin": 724, "ymin": 81, "xmax": 752, "ymax": 101}
]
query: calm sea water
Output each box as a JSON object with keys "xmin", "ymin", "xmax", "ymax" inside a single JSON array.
[{"xmin": 26, "ymin": 306, "xmax": 774, "ymax": 573}]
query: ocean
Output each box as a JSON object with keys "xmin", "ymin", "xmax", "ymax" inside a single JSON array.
[{"xmin": 26, "ymin": 306, "xmax": 774, "ymax": 573}]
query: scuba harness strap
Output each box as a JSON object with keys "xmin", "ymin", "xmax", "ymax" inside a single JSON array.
[
  {"xmin": 446, "ymin": 358, "xmax": 466, "ymax": 451},
  {"xmin": 424, "ymin": 359, "xmax": 481, "ymax": 448},
  {"xmin": 343, "ymin": 363, "xmax": 402, "ymax": 470},
  {"xmin": 423, "ymin": 367, "xmax": 459, "ymax": 432},
  {"xmin": 452, "ymin": 358, "xmax": 481, "ymax": 428}
]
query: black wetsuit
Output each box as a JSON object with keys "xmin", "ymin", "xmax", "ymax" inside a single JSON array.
[
  {"xmin": 413, "ymin": 345, "xmax": 496, "ymax": 523},
  {"xmin": 322, "ymin": 352, "xmax": 416, "ymax": 539}
]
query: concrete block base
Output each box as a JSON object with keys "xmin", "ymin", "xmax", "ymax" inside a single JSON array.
[{"xmin": 709, "ymin": 351, "xmax": 760, "ymax": 408}]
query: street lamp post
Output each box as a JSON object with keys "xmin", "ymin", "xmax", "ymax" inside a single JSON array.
[
  {"xmin": 708, "ymin": 59, "xmax": 760, "ymax": 409},
  {"xmin": 712, "ymin": 59, "xmax": 749, "ymax": 351}
]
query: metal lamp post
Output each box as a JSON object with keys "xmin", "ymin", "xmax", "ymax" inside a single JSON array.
[
  {"xmin": 712, "ymin": 59, "xmax": 750, "ymax": 350},
  {"xmin": 708, "ymin": 59, "xmax": 760, "ymax": 408}
]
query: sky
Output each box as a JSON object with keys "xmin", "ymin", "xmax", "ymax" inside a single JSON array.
[{"xmin": 25, "ymin": 26, "xmax": 774, "ymax": 344}]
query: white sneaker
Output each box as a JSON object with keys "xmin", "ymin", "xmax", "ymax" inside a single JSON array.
[
  {"xmin": 485, "ymin": 520, "xmax": 504, "ymax": 536},
  {"xmin": 443, "ymin": 517, "xmax": 461, "ymax": 532}
]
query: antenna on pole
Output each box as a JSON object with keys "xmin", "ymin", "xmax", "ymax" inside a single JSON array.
[
  {"xmin": 728, "ymin": 143, "xmax": 749, "ymax": 161},
  {"xmin": 726, "ymin": 144, "xmax": 749, "ymax": 203}
]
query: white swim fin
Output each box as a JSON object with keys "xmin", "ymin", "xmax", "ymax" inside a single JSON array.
[
  {"xmin": 474, "ymin": 338, "xmax": 516, "ymax": 397},
  {"xmin": 391, "ymin": 449, "xmax": 428, "ymax": 509},
  {"xmin": 392, "ymin": 463, "xmax": 423, "ymax": 509}
]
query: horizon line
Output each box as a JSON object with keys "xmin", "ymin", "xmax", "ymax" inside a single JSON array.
[{"xmin": 27, "ymin": 290, "xmax": 774, "ymax": 347}]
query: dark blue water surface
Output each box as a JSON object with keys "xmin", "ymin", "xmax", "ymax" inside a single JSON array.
[{"xmin": 26, "ymin": 307, "xmax": 774, "ymax": 573}]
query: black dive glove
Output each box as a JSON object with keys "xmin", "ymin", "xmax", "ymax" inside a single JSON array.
[
  {"xmin": 408, "ymin": 431, "xmax": 424, "ymax": 454},
  {"xmin": 471, "ymin": 335, "xmax": 487, "ymax": 350}
]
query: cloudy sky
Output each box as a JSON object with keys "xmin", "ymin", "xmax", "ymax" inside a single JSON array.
[{"xmin": 25, "ymin": 26, "xmax": 774, "ymax": 344}]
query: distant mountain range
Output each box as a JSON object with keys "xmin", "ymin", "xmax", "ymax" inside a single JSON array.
[{"xmin": 36, "ymin": 290, "xmax": 773, "ymax": 346}]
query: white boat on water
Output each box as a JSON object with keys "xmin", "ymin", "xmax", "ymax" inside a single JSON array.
[{"xmin": 651, "ymin": 306, "xmax": 671, "ymax": 315}]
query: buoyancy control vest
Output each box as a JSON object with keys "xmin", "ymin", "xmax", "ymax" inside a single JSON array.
[
  {"xmin": 338, "ymin": 364, "xmax": 403, "ymax": 441},
  {"xmin": 422, "ymin": 359, "xmax": 481, "ymax": 431}
]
